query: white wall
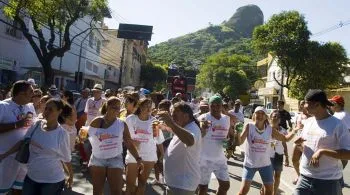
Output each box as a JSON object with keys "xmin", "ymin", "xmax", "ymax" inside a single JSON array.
[{"xmin": 266, "ymin": 59, "xmax": 283, "ymax": 90}]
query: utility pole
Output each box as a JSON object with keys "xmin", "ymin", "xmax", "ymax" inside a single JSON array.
[
  {"xmin": 279, "ymin": 69, "xmax": 284, "ymax": 100},
  {"xmin": 118, "ymin": 39, "xmax": 126, "ymax": 88},
  {"xmin": 77, "ymin": 32, "xmax": 91, "ymax": 90}
]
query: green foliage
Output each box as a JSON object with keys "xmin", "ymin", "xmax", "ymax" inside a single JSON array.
[
  {"xmin": 252, "ymin": 11, "xmax": 310, "ymax": 88},
  {"xmin": 289, "ymin": 41, "xmax": 348, "ymax": 99},
  {"xmin": 197, "ymin": 53, "xmax": 251, "ymax": 99},
  {"xmin": 141, "ymin": 63, "xmax": 167, "ymax": 91},
  {"xmin": 148, "ymin": 5, "xmax": 264, "ymax": 69},
  {"xmin": 2, "ymin": 0, "xmax": 108, "ymax": 87}
]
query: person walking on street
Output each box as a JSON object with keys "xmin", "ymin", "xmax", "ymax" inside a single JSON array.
[
  {"xmin": 0, "ymin": 80, "xmax": 35, "ymax": 195},
  {"xmin": 125, "ymin": 98, "xmax": 165, "ymax": 195},
  {"xmin": 84, "ymin": 97, "xmax": 144, "ymax": 195},
  {"xmin": 277, "ymin": 100, "xmax": 292, "ymax": 166},
  {"xmin": 85, "ymin": 84, "xmax": 106, "ymax": 126},
  {"xmin": 158, "ymin": 102, "xmax": 202, "ymax": 195},
  {"xmin": 236, "ymin": 106, "xmax": 298, "ymax": 195},
  {"xmin": 294, "ymin": 89, "xmax": 350, "ymax": 195},
  {"xmin": 198, "ymin": 95, "xmax": 234, "ymax": 195},
  {"xmin": 75, "ymin": 88, "xmax": 90, "ymax": 130},
  {"xmin": 229, "ymin": 99, "xmax": 244, "ymax": 123},
  {"xmin": 0, "ymin": 99, "xmax": 72, "ymax": 195}
]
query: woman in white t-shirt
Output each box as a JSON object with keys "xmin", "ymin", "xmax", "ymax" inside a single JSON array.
[
  {"xmin": 236, "ymin": 106, "xmax": 298, "ymax": 195},
  {"xmin": 125, "ymin": 98, "xmax": 165, "ymax": 195},
  {"xmin": 0, "ymin": 98, "xmax": 72, "ymax": 194},
  {"xmin": 58, "ymin": 103, "xmax": 77, "ymax": 188},
  {"xmin": 86, "ymin": 97, "xmax": 144, "ymax": 195}
]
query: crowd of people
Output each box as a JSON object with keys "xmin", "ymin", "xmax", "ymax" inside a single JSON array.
[{"xmin": 0, "ymin": 80, "xmax": 350, "ymax": 195}]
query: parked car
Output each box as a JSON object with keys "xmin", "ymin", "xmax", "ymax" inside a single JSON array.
[{"xmin": 243, "ymin": 103, "xmax": 264, "ymax": 119}]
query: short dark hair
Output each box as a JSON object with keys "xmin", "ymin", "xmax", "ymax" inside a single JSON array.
[
  {"xmin": 277, "ymin": 100, "xmax": 285, "ymax": 105},
  {"xmin": 11, "ymin": 80, "xmax": 31, "ymax": 97},
  {"xmin": 63, "ymin": 90, "xmax": 74, "ymax": 105},
  {"xmin": 173, "ymin": 102, "xmax": 200, "ymax": 128},
  {"xmin": 158, "ymin": 99, "xmax": 171, "ymax": 111},
  {"xmin": 46, "ymin": 98, "xmax": 65, "ymax": 111},
  {"xmin": 134, "ymin": 98, "xmax": 152, "ymax": 116}
]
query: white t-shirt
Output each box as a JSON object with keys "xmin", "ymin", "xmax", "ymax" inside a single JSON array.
[
  {"xmin": 0, "ymin": 99, "xmax": 36, "ymax": 154},
  {"xmin": 333, "ymin": 111, "xmax": 350, "ymax": 130},
  {"xmin": 61, "ymin": 124, "xmax": 77, "ymax": 152},
  {"xmin": 228, "ymin": 110, "xmax": 245, "ymax": 123},
  {"xmin": 198, "ymin": 113, "xmax": 230, "ymax": 162},
  {"xmin": 84, "ymin": 97, "xmax": 106, "ymax": 125},
  {"xmin": 25, "ymin": 121, "xmax": 71, "ymax": 183},
  {"xmin": 270, "ymin": 127, "xmax": 287, "ymax": 157},
  {"xmin": 88, "ymin": 119, "xmax": 124, "ymax": 159},
  {"xmin": 244, "ymin": 123, "xmax": 272, "ymax": 168},
  {"xmin": 164, "ymin": 121, "xmax": 202, "ymax": 191},
  {"xmin": 300, "ymin": 116, "xmax": 350, "ymax": 180},
  {"xmin": 125, "ymin": 114, "xmax": 165, "ymax": 163}
]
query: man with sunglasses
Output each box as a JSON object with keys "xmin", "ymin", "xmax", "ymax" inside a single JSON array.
[
  {"xmin": 0, "ymin": 80, "xmax": 36, "ymax": 195},
  {"xmin": 294, "ymin": 89, "xmax": 350, "ymax": 195}
]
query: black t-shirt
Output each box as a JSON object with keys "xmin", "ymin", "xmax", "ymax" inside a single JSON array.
[{"xmin": 279, "ymin": 109, "xmax": 291, "ymax": 129}]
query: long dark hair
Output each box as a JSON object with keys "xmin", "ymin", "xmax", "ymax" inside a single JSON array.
[
  {"xmin": 63, "ymin": 90, "xmax": 74, "ymax": 105},
  {"xmin": 134, "ymin": 98, "xmax": 152, "ymax": 116},
  {"xmin": 173, "ymin": 102, "xmax": 200, "ymax": 128}
]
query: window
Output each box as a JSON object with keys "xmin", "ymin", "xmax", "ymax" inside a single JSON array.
[
  {"xmin": 86, "ymin": 61, "xmax": 93, "ymax": 71},
  {"xmin": 5, "ymin": 19, "xmax": 23, "ymax": 39},
  {"xmin": 89, "ymin": 33, "xmax": 94, "ymax": 48},
  {"xmin": 130, "ymin": 68, "xmax": 134, "ymax": 79},
  {"xmin": 93, "ymin": 65, "xmax": 98, "ymax": 73},
  {"xmin": 96, "ymin": 40, "xmax": 101, "ymax": 54}
]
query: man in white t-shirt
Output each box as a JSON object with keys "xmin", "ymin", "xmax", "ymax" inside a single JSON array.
[
  {"xmin": 158, "ymin": 102, "xmax": 202, "ymax": 195},
  {"xmin": 198, "ymin": 95, "xmax": 233, "ymax": 195},
  {"xmin": 294, "ymin": 89, "xmax": 350, "ymax": 195},
  {"xmin": 84, "ymin": 84, "xmax": 106, "ymax": 125},
  {"xmin": 228, "ymin": 99, "xmax": 244, "ymax": 123},
  {"xmin": 0, "ymin": 80, "xmax": 35, "ymax": 195}
]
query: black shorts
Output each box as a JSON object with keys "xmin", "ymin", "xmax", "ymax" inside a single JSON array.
[{"xmin": 271, "ymin": 153, "xmax": 283, "ymax": 172}]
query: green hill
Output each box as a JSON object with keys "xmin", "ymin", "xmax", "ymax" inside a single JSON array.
[{"xmin": 148, "ymin": 4, "xmax": 264, "ymax": 68}]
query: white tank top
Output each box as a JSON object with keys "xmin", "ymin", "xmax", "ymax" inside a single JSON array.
[
  {"xmin": 88, "ymin": 119, "xmax": 124, "ymax": 159},
  {"xmin": 243, "ymin": 123, "xmax": 272, "ymax": 168}
]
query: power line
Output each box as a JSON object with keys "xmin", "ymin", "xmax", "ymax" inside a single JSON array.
[
  {"xmin": 0, "ymin": 1, "xmax": 124, "ymax": 64},
  {"xmin": 312, "ymin": 19, "xmax": 350, "ymax": 37},
  {"xmin": 0, "ymin": 17, "xmax": 119, "ymax": 69}
]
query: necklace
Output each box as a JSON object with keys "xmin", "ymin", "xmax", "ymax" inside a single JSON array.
[{"xmin": 255, "ymin": 126, "xmax": 265, "ymax": 134}]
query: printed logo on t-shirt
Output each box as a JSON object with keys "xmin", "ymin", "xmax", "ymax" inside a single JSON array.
[
  {"xmin": 250, "ymin": 134, "xmax": 269, "ymax": 153},
  {"xmin": 95, "ymin": 132, "xmax": 118, "ymax": 142},
  {"xmin": 134, "ymin": 126, "xmax": 151, "ymax": 142},
  {"xmin": 211, "ymin": 125, "xmax": 228, "ymax": 141}
]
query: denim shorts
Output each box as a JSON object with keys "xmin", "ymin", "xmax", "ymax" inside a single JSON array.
[
  {"xmin": 294, "ymin": 175, "xmax": 342, "ymax": 195},
  {"xmin": 271, "ymin": 153, "xmax": 284, "ymax": 172},
  {"xmin": 88, "ymin": 155, "xmax": 124, "ymax": 169},
  {"xmin": 242, "ymin": 165, "xmax": 273, "ymax": 184}
]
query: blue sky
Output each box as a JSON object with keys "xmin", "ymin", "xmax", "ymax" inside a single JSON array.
[{"xmin": 105, "ymin": 0, "xmax": 350, "ymax": 55}]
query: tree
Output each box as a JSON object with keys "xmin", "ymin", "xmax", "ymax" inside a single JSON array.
[
  {"xmin": 140, "ymin": 62, "xmax": 167, "ymax": 91},
  {"xmin": 197, "ymin": 53, "xmax": 250, "ymax": 99},
  {"xmin": 252, "ymin": 11, "xmax": 310, "ymax": 89},
  {"xmin": 289, "ymin": 41, "xmax": 348, "ymax": 99},
  {"xmin": 3, "ymin": 0, "xmax": 108, "ymax": 87}
]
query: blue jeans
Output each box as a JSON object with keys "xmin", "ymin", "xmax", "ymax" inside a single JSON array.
[
  {"xmin": 22, "ymin": 176, "xmax": 64, "ymax": 195},
  {"xmin": 294, "ymin": 175, "xmax": 342, "ymax": 195},
  {"xmin": 242, "ymin": 165, "xmax": 273, "ymax": 184}
]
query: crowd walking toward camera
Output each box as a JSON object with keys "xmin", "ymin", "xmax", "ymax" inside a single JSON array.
[{"xmin": 0, "ymin": 80, "xmax": 350, "ymax": 195}]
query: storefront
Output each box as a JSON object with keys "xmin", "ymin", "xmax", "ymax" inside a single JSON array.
[{"xmin": 0, "ymin": 56, "xmax": 18, "ymax": 87}]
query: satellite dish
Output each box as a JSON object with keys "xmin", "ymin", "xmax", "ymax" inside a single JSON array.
[{"xmin": 254, "ymin": 80, "xmax": 265, "ymax": 89}]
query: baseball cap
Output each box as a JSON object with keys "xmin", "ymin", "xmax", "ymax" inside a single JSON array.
[
  {"xmin": 254, "ymin": 106, "xmax": 267, "ymax": 115},
  {"xmin": 305, "ymin": 89, "xmax": 333, "ymax": 106},
  {"xmin": 209, "ymin": 95, "xmax": 222, "ymax": 104},
  {"xmin": 329, "ymin": 95, "xmax": 345, "ymax": 105}
]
